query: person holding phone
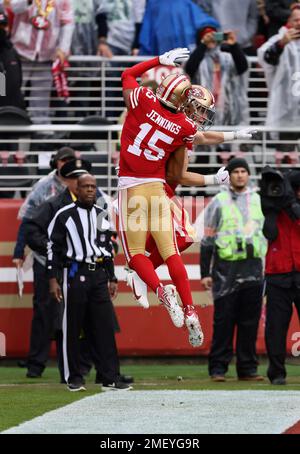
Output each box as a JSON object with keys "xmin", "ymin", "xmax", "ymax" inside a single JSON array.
[
  {"xmin": 185, "ymin": 26, "xmax": 249, "ymax": 126},
  {"xmin": 257, "ymin": 4, "xmax": 300, "ymax": 143}
]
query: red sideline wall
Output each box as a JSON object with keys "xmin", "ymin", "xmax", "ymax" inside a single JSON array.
[{"xmin": 0, "ymin": 199, "xmax": 299, "ymax": 358}]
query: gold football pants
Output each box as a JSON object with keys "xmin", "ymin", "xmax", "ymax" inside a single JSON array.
[{"xmin": 118, "ymin": 182, "xmax": 179, "ymax": 262}]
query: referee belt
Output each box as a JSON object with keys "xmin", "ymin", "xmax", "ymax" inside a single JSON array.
[{"xmin": 66, "ymin": 258, "xmax": 105, "ymax": 272}]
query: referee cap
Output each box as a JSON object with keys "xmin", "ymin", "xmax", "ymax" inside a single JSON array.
[{"xmin": 60, "ymin": 158, "xmax": 92, "ymax": 179}]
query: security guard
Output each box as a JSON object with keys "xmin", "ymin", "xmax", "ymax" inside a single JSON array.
[
  {"xmin": 47, "ymin": 173, "xmax": 131, "ymax": 391},
  {"xmin": 200, "ymin": 158, "xmax": 266, "ymax": 382}
]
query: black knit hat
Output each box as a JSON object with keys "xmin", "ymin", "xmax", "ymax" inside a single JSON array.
[{"xmin": 226, "ymin": 158, "xmax": 250, "ymax": 175}]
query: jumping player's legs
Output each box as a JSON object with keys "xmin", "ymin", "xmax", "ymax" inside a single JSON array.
[
  {"xmin": 143, "ymin": 183, "xmax": 194, "ymax": 309},
  {"xmin": 146, "ymin": 234, "xmax": 193, "ymax": 269},
  {"xmin": 119, "ymin": 182, "xmax": 185, "ymax": 327},
  {"xmin": 118, "ymin": 185, "xmax": 160, "ymax": 292}
]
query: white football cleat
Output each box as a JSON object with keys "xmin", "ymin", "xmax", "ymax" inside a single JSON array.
[
  {"xmin": 126, "ymin": 269, "xmax": 149, "ymax": 309},
  {"xmin": 184, "ymin": 305, "xmax": 204, "ymax": 347},
  {"xmin": 157, "ymin": 284, "xmax": 184, "ymax": 328}
]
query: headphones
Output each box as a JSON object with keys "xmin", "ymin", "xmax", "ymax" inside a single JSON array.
[{"xmin": 50, "ymin": 153, "xmax": 58, "ymax": 170}]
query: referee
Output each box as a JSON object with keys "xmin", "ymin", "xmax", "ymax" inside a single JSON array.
[{"xmin": 47, "ymin": 173, "xmax": 132, "ymax": 392}]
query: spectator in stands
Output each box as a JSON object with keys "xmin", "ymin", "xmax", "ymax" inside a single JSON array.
[
  {"xmin": 137, "ymin": 0, "xmax": 219, "ymax": 55},
  {"xmin": 13, "ymin": 147, "xmax": 78, "ymax": 379},
  {"xmin": 185, "ymin": 27, "xmax": 249, "ymax": 178},
  {"xmin": 95, "ymin": 0, "xmax": 145, "ymax": 119},
  {"xmin": 261, "ymin": 167, "xmax": 300, "ymax": 384},
  {"xmin": 200, "ymin": 158, "xmax": 266, "ymax": 382},
  {"xmin": 185, "ymin": 28, "xmax": 249, "ymax": 126},
  {"xmin": 197, "ymin": 0, "xmax": 258, "ymax": 54},
  {"xmin": 1, "ymin": 0, "xmax": 74, "ymax": 123},
  {"xmin": 0, "ymin": 8, "xmax": 24, "ymax": 109},
  {"xmin": 256, "ymin": 0, "xmax": 270, "ymax": 40},
  {"xmin": 265, "ymin": 0, "xmax": 299, "ymax": 37},
  {"xmin": 70, "ymin": 0, "xmax": 102, "ymax": 117},
  {"xmin": 257, "ymin": 4, "xmax": 300, "ymax": 151},
  {"xmin": 96, "ymin": 0, "xmax": 145, "ymax": 58}
]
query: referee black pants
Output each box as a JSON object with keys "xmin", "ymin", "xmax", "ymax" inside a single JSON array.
[
  {"xmin": 208, "ymin": 285, "xmax": 263, "ymax": 377},
  {"xmin": 265, "ymin": 282, "xmax": 300, "ymax": 381},
  {"xmin": 62, "ymin": 265, "xmax": 119, "ymax": 385}
]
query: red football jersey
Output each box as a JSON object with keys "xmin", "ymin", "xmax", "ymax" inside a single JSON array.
[{"xmin": 119, "ymin": 87, "xmax": 197, "ymax": 180}]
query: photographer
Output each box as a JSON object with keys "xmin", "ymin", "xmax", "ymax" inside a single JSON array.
[{"xmin": 261, "ymin": 166, "xmax": 300, "ymax": 385}]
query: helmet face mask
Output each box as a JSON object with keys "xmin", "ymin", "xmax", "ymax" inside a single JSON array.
[
  {"xmin": 156, "ymin": 74, "xmax": 192, "ymax": 110},
  {"xmin": 182, "ymin": 85, "xmax": 215, "ymax": 130}
]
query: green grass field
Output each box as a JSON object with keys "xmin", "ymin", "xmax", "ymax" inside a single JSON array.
[{"xmin": 0, "ymin": 361, "xmax": 300, "ymax": 432}]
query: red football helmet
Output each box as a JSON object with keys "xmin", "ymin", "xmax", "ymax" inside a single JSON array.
[
  {"xmin": 182, "ymin": 84, "xmax": 215, "ymax": 130},
  {"xmin": 156, "ymin": 74, "xmax": 192, "ymax": 110}
]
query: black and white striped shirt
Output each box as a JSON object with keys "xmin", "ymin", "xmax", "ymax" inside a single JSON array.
[{"xmin": 47, "ymin": 201, "xmax": 112, "ymax": 278}]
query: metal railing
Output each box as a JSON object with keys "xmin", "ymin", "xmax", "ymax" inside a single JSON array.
[
  {"xmin": 1, "ymin": 124, "xmax": 299, "ymax": 196},
  {"xmin": 20, "ymin": 55, "xmax": 267, "ymax": 124}
]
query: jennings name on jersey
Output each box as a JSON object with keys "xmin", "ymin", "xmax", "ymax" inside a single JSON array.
[{"xmin": 119, "ymin": 87, "xmax": 197, "ymax": 180}]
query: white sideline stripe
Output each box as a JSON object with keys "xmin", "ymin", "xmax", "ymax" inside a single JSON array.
[
  {"xmin": 0, "ymin": 265, "xmax": 201, "ymax": 283},
  {"xmin": 2, "ymin": 391, "xmax": 300, "ymax": 434}
]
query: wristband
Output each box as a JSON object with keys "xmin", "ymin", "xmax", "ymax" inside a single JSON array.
[
  {"xmin": 203, "ymin": 174, "xmax": 215, "ymax": 186},
  {"xmin": 223, "ymin": 132, "xmax": 235, "ymax": 142}
]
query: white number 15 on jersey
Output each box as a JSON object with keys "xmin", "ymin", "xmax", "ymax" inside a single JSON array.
[{"xmin": 127, "ymin": 123, "xmax": 174, "ymax": 161}]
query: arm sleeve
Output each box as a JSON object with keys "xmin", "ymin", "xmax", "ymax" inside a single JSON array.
[
  {"xmin": 57, "ymin": 0, "xmax": 74, "ymax": 53},
  {"xmin": 95, "ymin": 12, "xmax": 108, "ymax": 38},
  {"xmin": 185, "ymin": 43, "xmax": 207, "ymax": 80},
  {"xmin": 24, "ymin": 202, "xmax": 54, "ymax": 255},
  {"xmin": 264, "ymin": 41, "xmax": 284, "ymax": 66},
  {"xmin": 200, "ymin": 198, "xmax": 220, "ymax": 278},
  {"xmin": 121, "ymin": 57, "xmax": 160, "ymax": 90},
  {"xmin": 132, "ymin": 22, "xmax": 142, "ymax": 49},
  {"xmin": 24, "ymin": 220, "xmax": 48, "ymax": 255},
  {"xmin": 200, "ymin": 243, "xmax": 214, "ymax": 278},
  {"xmin": 47, "ymin": 214, "xmax": 66, "ymax": 279},
  {"xmin": 13, "ymin": 218, "xmax": 28, "ymax": 259},
  {"xmin": 224, "ymin": 43, "xmax": 248, "ymax": 75}
]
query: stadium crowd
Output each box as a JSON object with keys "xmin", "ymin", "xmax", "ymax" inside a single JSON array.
[{"xmin": 0, "ymin": 0, "xmax": 300, "ymax": 390}]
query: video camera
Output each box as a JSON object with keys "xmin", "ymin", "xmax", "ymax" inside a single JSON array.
[{"xmin": 260, "ymin": 166, "xmax": 300, "ymax": 241}]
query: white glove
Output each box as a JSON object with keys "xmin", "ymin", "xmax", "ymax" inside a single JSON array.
[
  {"xmin": 234, "ymin": 128, "xmax": 257, "ymax": 140},
  {"xmin": 215, "ymin": 166, "xmax": 230, "ymax": 185},
  {"xmin": 159, "ymin": 48, "xmax": 190, "ymax": 67}
]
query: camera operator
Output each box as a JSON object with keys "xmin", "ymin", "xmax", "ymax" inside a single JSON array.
[{"xmin": 261, "ymin": 166, "xmax": 300, "ymax": 385}]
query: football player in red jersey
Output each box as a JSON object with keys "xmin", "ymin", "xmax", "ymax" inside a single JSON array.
[
  {"xmin": 119, "ymin": 48, "xmax": 209, "ymax": 344},
  {"xmin": 122, "ymin": 76, "xmax": 256, "ymax": 347}
]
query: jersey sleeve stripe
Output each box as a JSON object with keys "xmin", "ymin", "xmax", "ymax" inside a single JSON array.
[
  {"xmin": 136, "ymin": 87, "xmax": 142, "ymax": 102},
  {"xmin": 183, "ymin": 134, "xmax": 196, "ymax": 143},
  {"xmin": 129, "ymin": 91, "xmax": 136, "ymax": 109},
  {"xmin": 133, "ymin": 87, "xmax": 139, "ymax": 107}
]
